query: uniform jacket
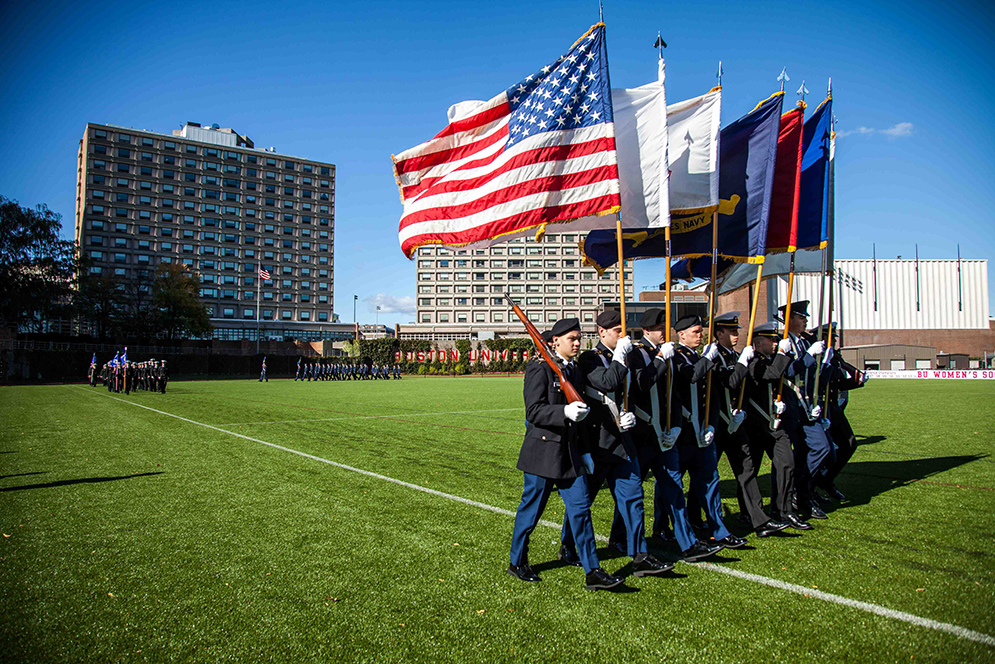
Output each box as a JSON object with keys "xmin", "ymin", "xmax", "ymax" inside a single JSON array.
[
  {"xmin": 626, "ymin": 338, "xmax": 682, "ymax": 457},
  {"xmin": 819, "ymin": 351, "xmax": 863, "ymax": 416},
  {"xmin": 711, "ymin": 344, "xmax": 749, "ymax": 430},
  {"xmin": 745, "ymin": 351, "xmax": 791, "ymax": 433},
  {"xmin": 578, "ymin": 342, "xmax": 635, "ymax": 463},
  {"xmin": 673, "ymin": 343, "xmax": 715, "ymax": 438},
  {"xmin": 517, "ymin": 357, "xmax": 591, "ymax": 480}
]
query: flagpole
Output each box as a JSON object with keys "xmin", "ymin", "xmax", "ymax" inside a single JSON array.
[
  {"xmin": 774, "ymin": 252, "xmax": 796, "ymax": 422},
  {"xmin": 822, "ymin": 112, "xmax": 837, "ymax": 409},
  {"xmin": 256, "ymin": 262, "xmax": 261, "ymax": 355},
  {"xmin": 703, "ymin": 211, "xmax": 719, "ymax": 429},
  {"xmin": 664, "ymin": 225, "xmax": 673, "ymax": 431},
  {"xmin": 615, "ymin": 213, "xmax": 629, "ymax": 411},
  {"xmin": 735, "ymin": 263, "xmax": 765, "ymax": 410}
]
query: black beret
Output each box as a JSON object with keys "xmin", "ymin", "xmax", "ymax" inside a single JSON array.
[
  {"xmin": 674, "ymin": 314, "xmax": 703, "ymax": 332},
  {"xmin": 808, "ymin": 321, "xmax": 837, "ymax": 337},
  {"xmin": 541, "ymin": 329, "xmax": 554, "ymax": 343},
  {"xmin": 639, "ymin": 308, "xmax": 667, "ymax": 329},
  {"xmin": 596, "ymin": 310, "xmax": 622, "ymax": 329},
  {"xmin": 549, "ymin": 317, "xmax": 580, "ymax": 338},
  {"xmin": 711, "ymin": 310, "xmax": 741, "ymax": 329},
  {"xmin": 776, "ymin": 300, "xmax": 810, "ymax": 321},
  {"xmin": 753, "ymin": 321, "xmax": 781, "ymax": 339}
]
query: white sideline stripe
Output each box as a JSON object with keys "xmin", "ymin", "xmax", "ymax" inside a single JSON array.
[
  {"xmin": 219, "ymin": 407, "xmax": 521, "ymax": 427},
  {"xmin": 88, "ymin": 389, "xmax": 995, "ymax": 649}
]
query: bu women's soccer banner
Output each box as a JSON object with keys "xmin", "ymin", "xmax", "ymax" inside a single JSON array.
[{"xmin": 393, "ymin": 24, "xmax": 621, "ymax": 258}]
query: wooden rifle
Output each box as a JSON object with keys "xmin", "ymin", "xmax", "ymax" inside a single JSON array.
[{"xmin": 504, "ymin": 289, "xmax": 583, "ymax": 403}]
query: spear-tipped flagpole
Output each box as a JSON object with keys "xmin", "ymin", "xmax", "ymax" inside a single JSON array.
[
  {"xmin": 716, "ymin": 60, "xmax": 723, "ymax": 87},
  {"xmin": 778, "ymin": 67, "xmax": 790, "ymax": 92},
  {"xmin": 797, "ymin": 80, "xmax": 810, "ymax": 107}
]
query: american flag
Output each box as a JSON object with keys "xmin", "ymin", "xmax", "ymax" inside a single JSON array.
[
  {"xmin": 393, "ymin": 24, "xmax": 620, "ymax": 259},
  {"xmin": 259, "ymin": 268, "xmax": 271, "ymax": 280}
]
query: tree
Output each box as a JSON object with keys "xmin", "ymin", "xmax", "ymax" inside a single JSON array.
[
  {"xmin": 0, "ymin": 196, "xmax": 76, "ymax": 329},
  {"xmin": 75, "ymin": 261, "xmax": 123, "ymax": 339},
  {"xmin": 153, "ymin": 263, "xmax": 212, "ymax": 340}
]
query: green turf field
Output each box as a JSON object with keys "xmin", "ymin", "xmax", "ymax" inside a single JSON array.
[{"xmin": 2, "ymin": 377, "xmax": 993, "ymax": 663}]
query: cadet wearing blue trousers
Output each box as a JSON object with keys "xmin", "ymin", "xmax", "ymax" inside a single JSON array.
[{"xmin": 508, "ymin": 317, "xmax": 623, "ymax": 591}]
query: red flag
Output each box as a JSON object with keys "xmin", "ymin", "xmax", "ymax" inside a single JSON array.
[
  {"xmin": 765, "ymin": 106, "xmax": 804, "ymax": 252},
  {"xmin": 259, "ymin": 268, "xmax": 271, "ymax": 280}
]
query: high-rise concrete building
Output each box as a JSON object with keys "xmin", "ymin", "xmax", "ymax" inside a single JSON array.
[
  {"xmin": 411, "ymin": 233, "xmax": 633, "ymax": 338},
  {"xmin": 74, "ymin": 122, "xmax": 338, "ymax": 341}
]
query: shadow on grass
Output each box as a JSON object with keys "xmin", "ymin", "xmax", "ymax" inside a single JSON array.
[
  {"xmin": 837, "ymin": 455, "xmax": 989, "ymax": 505},
  {"xmin": 0, "ymin": 471, "xmax": 48, "ymax": 481},
  {"xmin": 0, "ymin": 471, "xmax": 164, "ymax": 492}
]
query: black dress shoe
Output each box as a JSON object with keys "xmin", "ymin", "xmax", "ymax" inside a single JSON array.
[
  {"xmin": 790, "ymin": 495, "xmax": 799, "ymax": 512},
  {"xmin": 681, "ymin": 540, "xmax": 722, "ymax": 562},
  {"xmin": 826, "ymin": 484, "xmax": 848, "ymax": 502},
  {"xmin": 805, "ymin": 502, "xmax": 829, "ymax": 520},
  {"xmin": 714, "ymin": 534, "xmax": 747, "ymax": 549},
  {"xmin": 585, "ymin": 567, "xmax": 624, "ymax": 591},
  {"xmin": 755, "ymin": 519, "xmax": 790, "ymax": 538},
  {"xmin": 651, "ymin": 527, "xmax": 675, "ymax": 542},
  {"xmin": 632, "ymin": 552, "xmax": 675, "ymax": 577},
  {"xmin": 557, "ymin": 544, "xmax": 582, "ymax": 567},
  {"xmin": 781, "ymin": 512, "xmax": 814, "ymax": 530},
  {"xmin": 812, "ymin": 491, "xmax": 833, "ymax": 506},
  {"xmin": 689, "ymin": 520, "xmax": 708, "ymax": 534},
  {"xmin": 737, "ymin": 514, "xmax": 754, "ymax": 528},
  {"xmin": 507, "ymin": 563, "xmax": 541, "ymax": 582},
  {"xmin": 607, "ymin": 540, "xmax": 628, "ymax": 555}
]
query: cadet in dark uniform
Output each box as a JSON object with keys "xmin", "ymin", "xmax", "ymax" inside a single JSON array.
[
  {"xmin": 744, "ymin": 322, "xmax": 812, "ymax": 531},
  {"xmin": 778, "ymin": 301, "xmax": 834, "ymax": 520},
  {"xmin": 509, "ymin": 318, "xmax": 624, "ymax": 591},
  {"xmin": 812, "ymin": 323, "xmax": 868, "ymax": 501},
  {"xmin": 621, "ymin": 309, "xmax": 722, "ymax": 562},
  {"xmin": 671, "ymin": 314, "xmax": 746, "ymax": 549},
  {"xmin": 558, "ymin": 310, "xmax": 674, "ymax": 577},
  {"xmin": 688, "ymin": 312, "xmax": 789, "ymax": 537},
  {"xmin": 259, "ymin": 357, "xmax": 268, "ymax": 382}
]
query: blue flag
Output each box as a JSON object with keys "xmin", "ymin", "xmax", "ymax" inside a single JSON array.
[
  {"xmin": 121, "ymin": 347, "xmax": 128, "ymax": 363},
  {"xmin": 583, "ymin": 92, "xmax": 784, "ymax": 272},
  {"xmin": 797, "ymin": 96, "xmax": 832, "ymax": 250},
  {"xmin": 91, "ymin": 353, "xmax": 97, "ymax": 364}
]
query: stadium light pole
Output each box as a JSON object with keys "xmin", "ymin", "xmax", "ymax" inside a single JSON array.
[{"xmin": 353, "ymin": 294, "xmax": 357, "ymax": 322}]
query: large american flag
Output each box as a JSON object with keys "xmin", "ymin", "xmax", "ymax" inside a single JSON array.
[{"xmin": 394, "ymin": 24, "xmax": 620, "ymax": 259}]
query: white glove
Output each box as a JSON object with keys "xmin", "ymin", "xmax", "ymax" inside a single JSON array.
[
  {"xmin": 821, "ymin": 418, "xmax": 831, "ymax": 431},
  {"xmin": 659, "ymin": 426, "xmax": 681, "ymax": 451},
  {"xmin": 728, "ymin": 409, "xmax": 746, "ymax": 433},
  {"xmin": 618, "ymin": 411, "xmax": 637, "ymax": 432},
  {"xmin": 777, "ymin": 339, "xmax": 793, "ymax": 355},
  {"xmin": 737, "ymin": 345, "xmax": 755, "ymax": 366},
  {"xmin": 860, "ymin": 371, "xmax": 870, "ymax": 385},
  {"xmin": 810, "ymin": 404, "xmax": 822, "ymax": 420},
  {"xmin": 581, "ymin": 452, "xmax": 596, "ymax": 474},
  {"xmin": 774, "ymin": 400, "xmax": 786, "ymax": 415},
  {"xmin": 612, "ymin": 335, "xmax": 633, "ymax": 364},
  {"xmin": 807, "ymin": 340, "xmax": 826, "ymax": 357},
  {"xmin": 698, "ymin": 425, "xmax": 715, "ymax": 448},
  {"xmin": 564, "ymin": 401, "xmax": 590, "ymax": 422},
  {"xmin": 823, "ymin": 346, "xmax": 835, "ymax": 365},
  {"xmin": 703, "ymin": 343, "xmax": 720, "ymax": 362},
  {"xmin": 658, "ymin": 342, "xmax": 676, "ymax": 361}
]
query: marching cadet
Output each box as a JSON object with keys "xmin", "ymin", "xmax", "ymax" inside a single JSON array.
[
  {"xmin": 295, "ymin": 358, "xmax": 303, "ymax": 381},
  {"xmin": 812, "ymin": 323, "xmax": 869, "ymax": 502},
  {"xmin": 159, "ymin": 360, "xmax": 168, "ymax": 393},
  {"xmin": 88, "ymin": 357, "xmax": 97, "ymax": 387},
  {"xmin": 670, "ymin": 314, "xmax": 747, "ymax": 549},
  {"xmin": 688, "ymin": 312, "xmax": 789, "ymax": 538},
  {"xmin": 259, "ymin": 357, "xmax": 268, "ymax": 382},
  {"xmin": 744, "ymin": 322, "xmax": 812, "ymax": 531},
  {"xmin": 619, "ymin": 308, "xmax": 722, "ymax": 562},
  {"xmin": 558, "ymin": 310, "xmax": 674, "ymax": 578},
  {"xmin": 509, "ymin": 317, "xmax": 624, "ymax": 591},
  {"xmin": 778, "ymin": 301, "xmax": 834, "ymax": 520}
]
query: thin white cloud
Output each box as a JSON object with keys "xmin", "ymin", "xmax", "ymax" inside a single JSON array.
[
  {"xmin": 837, "ymin": 122, "xmax": 913, "ymax": 139},
  {"xmin": 365, "ymin": 293, "xmax": 416, "ymax": 315}
]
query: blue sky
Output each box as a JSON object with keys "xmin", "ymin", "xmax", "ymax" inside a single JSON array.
[{"xmin": 2, "ymin": 0, "xmax": 993, "ymax": 322}]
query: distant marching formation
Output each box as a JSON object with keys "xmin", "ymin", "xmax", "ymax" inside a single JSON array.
[
  {"xmin": 508, "ymin": 304, "xmax": 868, "ymax": 591},
  {"xmin": 89, "ymin": 351, "xmax": 168, "ymax": 394},
  {"xmin": 283, "ymin": 358, "xmax": 401, "ymax": 382}
]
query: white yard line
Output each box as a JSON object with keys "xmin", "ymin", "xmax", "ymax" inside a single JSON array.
[
  {"xmin": 82, "ymin": 389, "xmax": 995, "ymax": 649},
  {"xmin": 218, "ymin": 407, "xmax": 521, "ymax": 427}
]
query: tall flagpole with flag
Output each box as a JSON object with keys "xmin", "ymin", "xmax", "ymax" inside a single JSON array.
[
  {"xmin": 813, "ymin": 80, "xmax": 834, "ymax": 404},
  {"xmin": 703, "ymin": 60, "xmax": 724, "ymax": 430},
  {"xmin": 257, "ymin": 264, "xmax": 270, "ymax": 354}
]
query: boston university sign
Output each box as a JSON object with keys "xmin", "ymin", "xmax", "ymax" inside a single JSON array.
[{"xmin": 395, "ymin": 349, "xmax": 531, "ymax": 363}]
